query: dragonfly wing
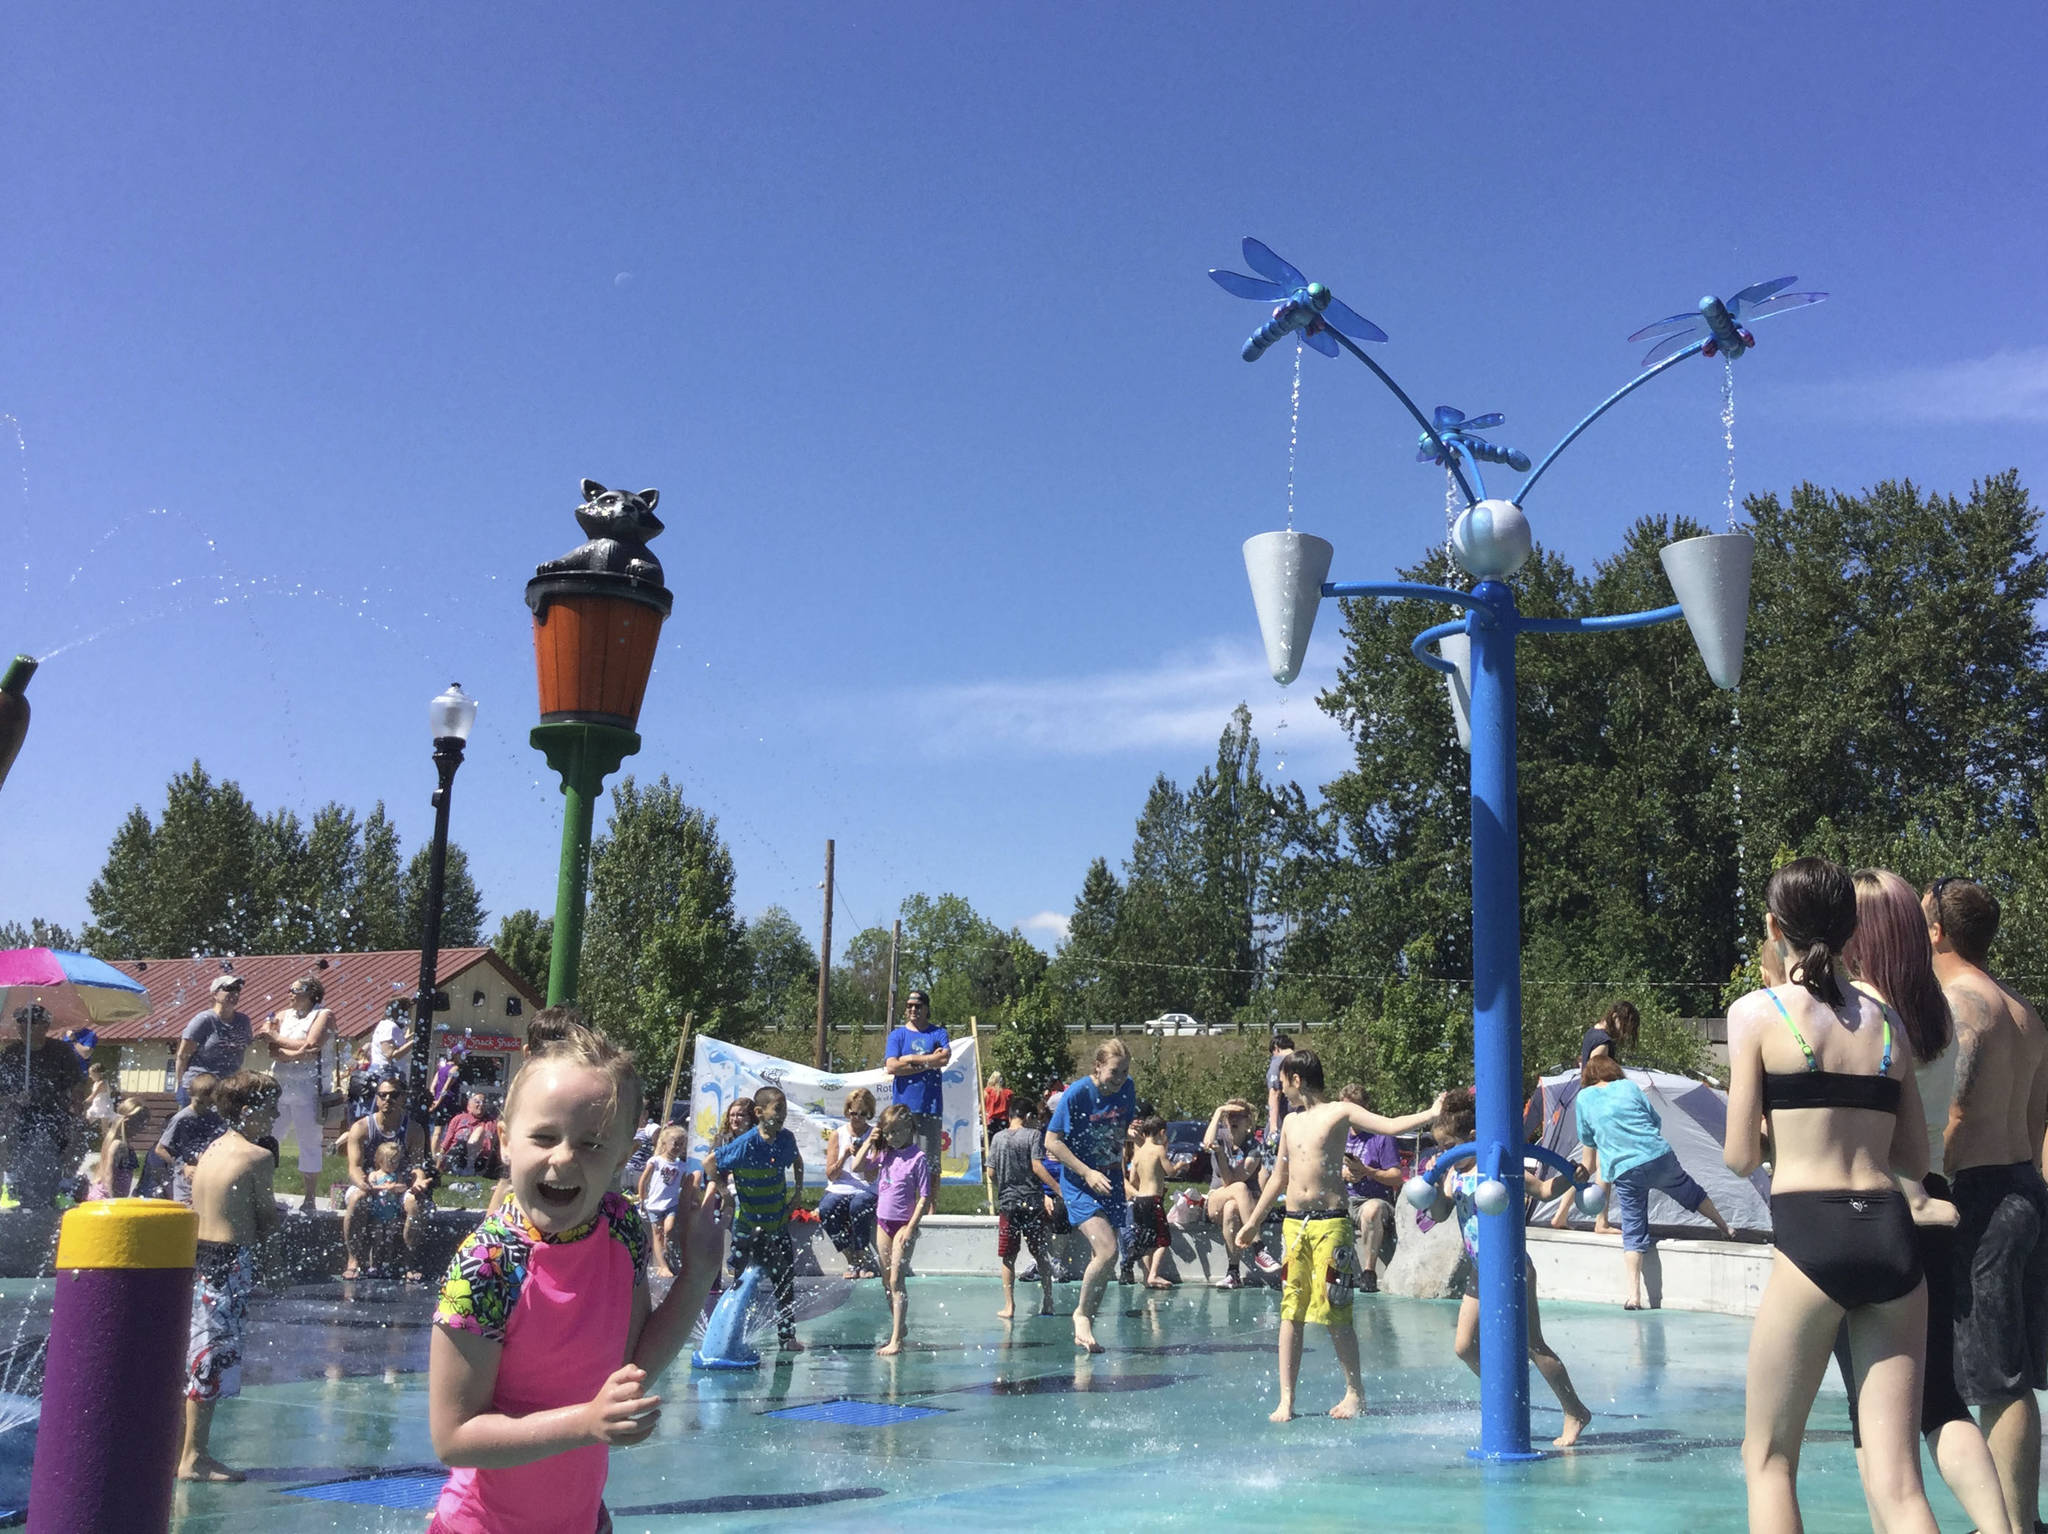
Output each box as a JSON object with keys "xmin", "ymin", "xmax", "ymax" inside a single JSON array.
[
  {"xmin": 1432, "ymin": 405, "xmax": 1465, "ymax": 431},
  {"xmin": 1325, "ymin": 298, "xmax": 1388, "ymax": 343},
  {"xmin": 1641, "ymin": 328, "xmax": 1705, "ymax": 367},
  {"xmin": 1461, "ymin": 412, "xmax": 1505, "ymax": 430},
  {"xmin": 1302, "ymin": 326, "xmax": 1340, "ymax": 357},
  {"xmin": 1740, "ymin": 291, "xmax": 1827, "ymax": 322},
  {"xmin": 1627, "ymin": 311, "xmax": 1705, "ymax": 345},
  {"xmin": 1242, "ymin": 237, "xmax": 1309, "ymax": 292},
  {"xmin": 1209, "ymin": 269, "xmax": 1287, "ymax": 302},
  {"xmin": 1728, "ymin": 276, "xmax": 1798, "ymax": 314}
]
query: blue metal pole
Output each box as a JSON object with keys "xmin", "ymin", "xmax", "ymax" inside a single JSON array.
[{"xmin": 1466, "ymin": 579, "xmax": 1537, "ymax": 1461}]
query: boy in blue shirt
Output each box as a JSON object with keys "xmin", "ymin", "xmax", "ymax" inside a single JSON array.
[
  {"xmin": 883, "ymin": 990, "xmax": 951, "ymax": 1212},
  {"xmin": 710, "ymin": 1086, "xmax": 807, "ymax": 1351}
]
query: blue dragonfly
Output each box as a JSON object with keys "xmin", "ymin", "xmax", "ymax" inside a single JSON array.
[
  {"xmin": 1209, "ymin": 238, "xmax": 1388, "ymax": 363},
  {"xmin": 1416, "ymin": 405, "xmax": 1530, "ymax": 473},
  {"xmin": 1627, "ymin": 277, "xmax": 1828, "ymax": 366}
]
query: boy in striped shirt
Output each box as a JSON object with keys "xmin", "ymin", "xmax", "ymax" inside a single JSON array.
[{"xmin": 710, "ymin": 1086, "xmax": 807, "ymax": 1351}]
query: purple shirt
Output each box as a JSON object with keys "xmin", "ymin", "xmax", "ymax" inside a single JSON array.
[
  {"xmin": 1345, "ymin": 1130, "xmax": 1401, "ymax": 1200},
  {"xmin": 873, "ymin": 1144, "xmax": 932, "ymax": 1224}
]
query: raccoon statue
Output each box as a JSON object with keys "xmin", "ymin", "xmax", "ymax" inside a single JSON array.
[{"xmin": 535, "ymin": 479, "xmax": 666, "ymax": 584}]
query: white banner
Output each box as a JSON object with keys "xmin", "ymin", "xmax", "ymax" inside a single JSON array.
[{"xmin": 687, "ymin": 1034, "xmax": 983, "ymax": 1185}]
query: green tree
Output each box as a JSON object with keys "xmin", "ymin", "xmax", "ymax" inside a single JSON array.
[
  {"xmin": 403, "ymin": 843, "xmax": 485, "ymax": 949},
  {"xmin": 1741, "ymin": 473, "xmax": 2048, "ymax": 862},
  {"xmin": 987, "ymin": 981, "xmax": 1074, "ymax": 1110},
  {"xmin": 83, "ymin": 762, "xmax": 267, "ymax": 956},
  {"xmin": 896, "ymin": 892, "xmax": 1006, "ymax": 1023},
  {"xmin": 351, "ymin": 804, "xmax": 410, "ymax": 950},
  {"xmin": 838, "ymin": 925, "xmax": 896, "ymax": 1032},
  {"xmin": 580, "ymin": 775, "xmax": 751, "ymax": 1079},
  {"xmin": 743, "ymin": 906, "xmax": 816, "ymax": 1034},
  {"xmin": 1047, "ymin": 857, "xmax": 1132, "ymax": 1029},
  {"xmin": 491, "ymin": 908, "xmax": 554, "ymax": 997},
  {"xmin": 0, "ymin": 918, "xmax": 78, "ymax": 950}
]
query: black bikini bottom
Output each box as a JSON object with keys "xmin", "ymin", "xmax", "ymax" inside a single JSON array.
[{"xmin": 1771, "ymin": 1188, "xmax": 1921, "ymax": 1310}]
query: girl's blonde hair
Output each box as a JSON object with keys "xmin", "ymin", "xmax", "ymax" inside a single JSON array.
[
  {"xmin": 654, "ymin": 1125, "xmax": 688, "ymax": 1158},
  {"xmin": 1094, "ymin": 1038, "xmax": 1129, "ymax": 1066},
  {"xmin": 876, "ymin": 1103, "xmax": 914, "ymax": 1139},
  {"xmin": 843, "ymin": 1086, "xmax": 876, "ymax": 1118},
  {"xmin": 372, "ymin": 1138, "xmax": 403, "ymax": 1169},
  {"xmin": 502, "ymin": 1011, "xmax": 643, "ymax": 1137}
]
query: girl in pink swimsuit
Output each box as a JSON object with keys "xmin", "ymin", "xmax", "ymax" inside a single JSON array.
[{"xmin": 428, "ymin": 1011, "xmax": 723, "ymax": 1534}]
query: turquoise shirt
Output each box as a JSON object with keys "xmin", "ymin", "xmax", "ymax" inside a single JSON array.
[{"xmin": 1573, "ymin": 1079, "xmax": 1671, "ymax": 1182}]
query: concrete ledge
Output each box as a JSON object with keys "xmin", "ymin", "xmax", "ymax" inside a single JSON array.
[{"xmin": 796, "ymin": 1209, "xmax": 1774, "ymax": 1316}]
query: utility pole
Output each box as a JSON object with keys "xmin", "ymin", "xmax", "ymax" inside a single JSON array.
[
  {"xmin": 884, "ymin": 919, "xmax": 901, "ymax": 1042},
  {"xmin": 812, "ymin": 839, "xmax": 834, "ymax": 1068}
]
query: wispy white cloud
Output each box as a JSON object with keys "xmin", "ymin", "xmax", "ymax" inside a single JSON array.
[
  {"xmin": 1018, "ymin": 910, "xmax": 1070, "ymax": 943},
  {"xmin": 854, "ymin": 636, "xmax": 1353, "ymax": 765},
  {"xmin": 1802, "ymin": 346, "xmax": 2048, "ymax": 425}
]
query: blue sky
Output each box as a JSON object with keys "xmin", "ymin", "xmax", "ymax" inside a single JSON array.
[{"xmin": 6, "ymin": 3, "xmax": 2045, "ymax": 960}]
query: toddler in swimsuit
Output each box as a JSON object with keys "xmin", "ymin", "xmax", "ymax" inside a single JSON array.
[{"xmin": 429, "ymin": 1011, "xmax": 722, "ymax": 1534}]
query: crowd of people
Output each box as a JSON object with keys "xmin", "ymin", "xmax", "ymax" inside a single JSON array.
[{"xmin": 5, "ymin": 861, "xmax": 2046, "ymax": 1529}]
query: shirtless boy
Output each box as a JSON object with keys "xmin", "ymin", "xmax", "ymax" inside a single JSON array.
[
  {"xmin": 1237, "ymin": 1050, "xmax": 1444, "ymax": 1421},
  {"xmin": 1928, "ymin": 877, "xmax": 2048, "ymax": 1533},
  {"xmin": 1124, "ymin": 1116, "xmax": 1190, "ymax": 1289},
  {"xmin": 180, "ymin": 1070, "xmax": 281, "ymax": 1482}
]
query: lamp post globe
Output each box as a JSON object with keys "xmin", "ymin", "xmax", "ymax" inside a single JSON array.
[{"xmin": 412, "ymin": 682, "xmax": 478, "ymax": 1158}]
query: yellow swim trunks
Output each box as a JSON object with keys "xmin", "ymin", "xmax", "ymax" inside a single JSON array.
[{"xmin": 1280, "ymin": 1210, "xmax": 1357, "ymax": 1326}]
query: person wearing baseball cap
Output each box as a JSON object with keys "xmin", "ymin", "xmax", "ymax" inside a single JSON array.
[{"xmin": 174, "ymin": 974, "xmax": 252, "ymax": 1108}]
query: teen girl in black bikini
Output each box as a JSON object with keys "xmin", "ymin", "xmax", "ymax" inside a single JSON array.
[{"xmin": 1724, "ymin": 857, "xmax": 1941, "ymax": 1534}]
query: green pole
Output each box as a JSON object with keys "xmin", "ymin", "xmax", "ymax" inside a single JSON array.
[{"xmin": 532, "ymin": 720, "xmax": 642, "ymax": 1006}]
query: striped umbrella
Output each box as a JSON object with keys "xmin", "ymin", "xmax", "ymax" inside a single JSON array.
[{"xmin": 0, "ymin": 947, "xmax": 149, "ymax": 1033}]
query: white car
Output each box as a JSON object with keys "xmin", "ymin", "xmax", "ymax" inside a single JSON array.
[{"xmin": 1142, "ymin": 1013, "xmax": 1201, "ymax": 1036}]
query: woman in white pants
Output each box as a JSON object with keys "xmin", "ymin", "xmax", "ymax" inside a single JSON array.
[{"xmin": 260, "ymin": 976, "xmax": 333, "ymax": 1212}]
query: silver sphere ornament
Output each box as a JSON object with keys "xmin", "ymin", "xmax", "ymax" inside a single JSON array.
[
  {"xmin": 1474, "ymin": 1178, "xmax": 1512, "ymax": 1217},
  {"xmin": 1452, "ymin": 498, "xmax": 1533, "ymax": 578},
  {"xmin": 1576, "ymin": 1182, "xmax": 1608, "ymax": 1216},
  {"xmin": 1401, "ymin": 1174, "xmax": 1436, "ymax": 1210}
]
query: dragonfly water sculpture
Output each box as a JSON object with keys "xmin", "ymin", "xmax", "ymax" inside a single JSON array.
[
  {"xmin": 1222, "ymin": 235, "xmax": 1817, "ymax": 1462},
  {"xmin": 1416, "ymin": 406, "xmax": 1530, "ymax": 474},
  {"xmin": 1627, "ymin": 276, "xmax": 1828, "ymax": 366},
  {"xmin": 1208, "ymin": 237, "xmax": 1388, "ymax": 362}
]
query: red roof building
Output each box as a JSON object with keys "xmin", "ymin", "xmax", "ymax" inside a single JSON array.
[{"xmin": 101, "ymin": 948, "xmax": 544, "ymax": 1095}]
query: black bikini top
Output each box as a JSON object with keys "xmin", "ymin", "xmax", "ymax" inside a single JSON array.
[{"xmin": 1760, "ymin": 986, "xmax": 1901, "ymax": 1115}]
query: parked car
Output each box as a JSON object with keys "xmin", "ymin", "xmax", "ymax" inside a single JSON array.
[
  {"xmin": 1164, "ymin": 1120, "xmax": 1213, "ymax": 1186},
  {"xmin": 1142, "ymin": 1013, "xmax": 1200, "ymax": 1036}
]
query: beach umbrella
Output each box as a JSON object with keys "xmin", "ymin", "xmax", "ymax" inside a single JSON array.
[{"xmin": 0, "ymin": 950, "xmax": 150, "ymax": 1087}]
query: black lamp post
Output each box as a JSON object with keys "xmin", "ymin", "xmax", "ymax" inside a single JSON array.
[{"xmin": 410, "ymin": 682, "xmax": 478, "ymax": 1160}]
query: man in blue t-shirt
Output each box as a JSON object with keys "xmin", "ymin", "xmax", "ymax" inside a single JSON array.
[
  {"xmin": 1046, "ymin": 1037, "xmax": 1137, "ymax": 1353},
  {"xmin": 884, "ymin": 990, "xmax": 950, "ymax": 1214}
]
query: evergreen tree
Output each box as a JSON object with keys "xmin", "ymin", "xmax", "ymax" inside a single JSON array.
[
  {"xmin": 83, "ymin": 762, "xmax": 266, "ymax": 956},
  {"xmin": 403, "ymin": 843, "xmax": 485, "ymax": 949},
  {"xmin": 0, "ymin": 918, "xmax": 78, "ymax": 950},
  {"xmin": 490, "ymin": 909, "xmax": 554, "ymax": 998},
  {"xmin": 303, "ymin": 804, "xmax": 364, "ymax": 948},
  {"xmin": 580, "ymin": 776, "xmax": 751, "ymax": 1079},
  {"xmin": 352, "ymin": 803, "xmax": 409, "ymax": 949},
  {"xmin": 1050, "ymin": 857, "xmax": 1131, "ymax": 1028}
]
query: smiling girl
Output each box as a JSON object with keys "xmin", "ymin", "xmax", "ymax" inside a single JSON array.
[{"xmin": 428, "ymin": 1010, "xmax": 723, "ymax": 1534}]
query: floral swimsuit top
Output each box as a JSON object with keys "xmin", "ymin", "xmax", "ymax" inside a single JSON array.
[{"xmin": 435, "ymin": 1189, "xmax": 649, "ymax": 1341}]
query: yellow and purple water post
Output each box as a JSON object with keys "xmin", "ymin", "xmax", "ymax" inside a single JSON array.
[{"xmin": 29, "ymin": 1199, "xmax": 197, "ymax": 1533}]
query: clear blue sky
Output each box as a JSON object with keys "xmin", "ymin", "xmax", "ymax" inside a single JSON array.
[{"xmin": 6, "ymin": 3, "xmax": 2045, "ymax": 960}]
